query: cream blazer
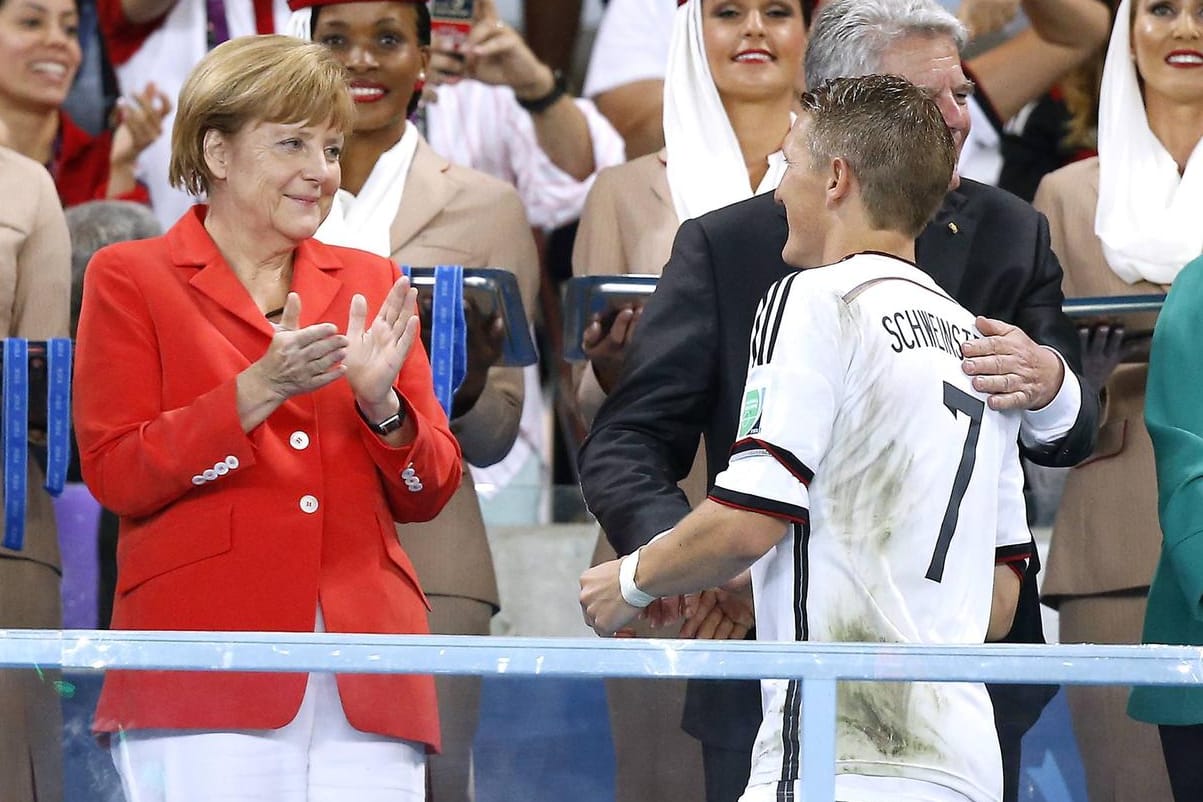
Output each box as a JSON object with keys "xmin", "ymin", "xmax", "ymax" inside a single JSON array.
[
  {"xmin": 571, "ymin": 151, "xmax": 707, "ymax": 561},
  {"xmin": 1034, "ymin": 158, "xmax": 1170, "ymax": 602},
  {"xmin": 0, "ymin": 148, "xmax": 71, "ymax": 576},
  {"xmin": 392, "ymin": 138, "xmax": 539, "ymax": 607}
]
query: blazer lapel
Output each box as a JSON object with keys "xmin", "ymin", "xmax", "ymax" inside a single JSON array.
[
  {"xmin": 916, "ymin": 183, "xmax": 974, "ymax": 300},
  {"xmin": 649, "ymin": 150, "xmax": 674, "ymax": 214},
  {"xmin": 170, "ymin": 207, "xmax": 345, "ymax": 337},
  {"xmin": 169, "ymin": 208, "xmax": 275, "ymax": 337},
  {"xmin": 389, "ymin": 138, "xmax": 456, "ymax": 258},
  {"xmin": 291, "ymin": 239, "xmax": 345, "ymax": 325}
]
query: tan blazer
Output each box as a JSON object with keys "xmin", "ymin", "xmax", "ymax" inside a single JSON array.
[
  {"xmin": 0, "ymin": 148, "xmax": 71, "ymax": 576},
  {"xmin": 571, "ymin": 153, "xmax": 677, "ymax": 425},
  {"xmin": 392, "ymin": 138, "xmax": 539, "ymax": 607},
  {"xmin": 571, "ymin": 152, "xmax": 707, "ymax": 541},
  {"xmin": 1034, "ymin": 158, "xmax": 1169, "ymax": 602},
  {"xmin": 0, "ymin": 147, "xmax": 70, "ymax": 802}
]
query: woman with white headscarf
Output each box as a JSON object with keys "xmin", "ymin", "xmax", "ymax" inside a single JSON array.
[
  {"xmin": 1032, "ymin": 0, "xmax": 1203, "ymax": 799},
  {"xmin": 570, "ymin": 2, "xmax": 807, "ymax": 800}
]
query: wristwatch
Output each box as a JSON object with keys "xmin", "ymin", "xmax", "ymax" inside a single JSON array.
[
  {"xmin": 358, "ymin": 389, "xmax": 407, "ymax": 436},
  {"xmin": 516, "ymin": 69, "xmax": 567, "ymax": 114}
]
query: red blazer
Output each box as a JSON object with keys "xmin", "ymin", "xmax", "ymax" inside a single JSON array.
[{"xmin": 74, "ymin": 207, "xmax": 462, "ymax": 749}]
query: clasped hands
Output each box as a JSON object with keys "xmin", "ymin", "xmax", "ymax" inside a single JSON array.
[
  {"xmin": 580, "ymin": 564, "xmax": 754, "ymax": 641},
  {"xmin": 247, "ymin": 274, "xmax": 420, "ymax": 420}
]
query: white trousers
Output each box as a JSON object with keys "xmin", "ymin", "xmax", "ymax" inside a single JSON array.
[{"xmin": 111, "ymin": 669, "xmax": 426, "ymax": 802}]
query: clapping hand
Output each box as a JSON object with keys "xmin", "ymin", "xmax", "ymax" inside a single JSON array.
[
  {"xmin": 237, "ymin": 292, "xmax": 347, "ymax": 431},
  {"xmin": 110, "ymin": 82, "xmax": 172, "ymax": 169},
  {"xmin": 256, "ymin": 292, "xmax": 347, "ymax": 400},
  {"xmin": 344, "ymin": 275, "xmax": 421, "ymax": 420}
]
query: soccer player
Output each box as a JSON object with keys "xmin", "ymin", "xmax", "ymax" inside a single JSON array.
[{"xmin": 579, "ymin": 73, "xmax": 1030, "ymax": 802}]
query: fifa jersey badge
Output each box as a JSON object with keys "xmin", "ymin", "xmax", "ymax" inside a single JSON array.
[{"xmin": 738, "ymin": 388, "xmax": 764, "ymax": 438}]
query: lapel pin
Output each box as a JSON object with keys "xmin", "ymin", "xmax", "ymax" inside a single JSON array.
[{"xmin": 948, "ymin": 222, "xmax": 959, "ymax": 235}]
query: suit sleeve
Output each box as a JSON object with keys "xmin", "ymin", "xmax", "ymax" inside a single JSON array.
[
  {"xmin": 577, "ymin": 216, "xmax": 718, "ymax": 556},
  {"xmin": 74, "ymin": 246, "xmax": 262, "ymax": 518},
  {"xmin": 448, "ymin": 184, "xmax": 536, "ymax": 468},
  {"xmin": 1012, "ymin": 209, "xmax": 1098, "ymax": 467},
  {"xmin": 366, "ymin": 327, "xmax": 464, "ymax": 524},
  {"xmin": 1145, "ymin": 257, "xmax": 1203, "ymax": 618}
]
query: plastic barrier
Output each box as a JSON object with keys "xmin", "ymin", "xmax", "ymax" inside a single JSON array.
[{"xmin": 3, "ymin": 630, "xmax": 1201, "ymax": 801}]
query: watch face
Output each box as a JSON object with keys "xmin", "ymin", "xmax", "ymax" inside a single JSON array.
[{"xmin": 375, "ymin": 414, "xmax": 403, "ymax": 435}]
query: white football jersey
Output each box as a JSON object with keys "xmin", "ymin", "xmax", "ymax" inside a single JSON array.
[{"xmin": 711, "ymin": 252, "xmax": 1032, "ymax": 802}]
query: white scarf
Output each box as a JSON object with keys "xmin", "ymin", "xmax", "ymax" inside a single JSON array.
[
  {"xmin": 1095, "ymin": 0, "xmax": 1203, "ymax": 285},
  {"xmin": 285, "ymin": 7, "xmax": 311, "ymax": 40},
  {"xmin": 315, "ymin": 123, "xmax": 420, "ymax": 257},
  {"xmin": 288, "ymin": 7, "xmax": 420, "ymax": 256},
  {"xmin": 663, "ymin": 0, "xmax": 788, "ymax": 223}
]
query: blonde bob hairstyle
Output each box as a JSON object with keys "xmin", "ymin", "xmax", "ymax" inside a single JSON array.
[{"xmin": 169, "ymin": 34, "xmax": 355, "ymax": 198}]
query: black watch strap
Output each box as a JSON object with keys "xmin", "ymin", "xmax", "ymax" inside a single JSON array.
[
  {"xmin": 358, "ymin": 388, "xmax": 407, "ymax": 436},
  {"xmin": 516, "ymin": 69, "xmax": 567, "ymax": 114}
]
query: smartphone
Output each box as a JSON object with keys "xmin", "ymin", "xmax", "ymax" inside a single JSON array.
[
  {"xmin": 561, "ymin": 275, "xmax": 659, "ymax": 361},
  {"xmin": 430, "ymin": 0, "xmax": 474, "ymax": 51}
]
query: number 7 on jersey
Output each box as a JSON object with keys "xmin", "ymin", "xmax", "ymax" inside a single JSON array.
[{"xmin": 926, "ymin": 382, "xmax": 985, "ymax": 582}]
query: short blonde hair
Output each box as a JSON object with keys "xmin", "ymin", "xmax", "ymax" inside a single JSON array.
[
  {"xmin": 800, "ymin": 75, "xmax": 955, "ymax": 238},
  {"xmin": 169, "ymin": 35, "xmax": 355, "ymax": 197}
]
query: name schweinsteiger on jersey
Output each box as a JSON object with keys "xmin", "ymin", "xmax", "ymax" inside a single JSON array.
[{"xmin": 711, "ymin": 253, "xmax": 1032, "ymax": 802}]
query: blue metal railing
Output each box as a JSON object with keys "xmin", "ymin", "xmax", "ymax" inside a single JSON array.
[{"xmin": 2, "ymin": 630, "xmax": 1201, "ymax": 800}]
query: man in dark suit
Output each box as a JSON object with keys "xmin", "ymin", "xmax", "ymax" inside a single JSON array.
[{"xmin": 577, "ymin": 1, "xmax": 1099, "ymax": 801}]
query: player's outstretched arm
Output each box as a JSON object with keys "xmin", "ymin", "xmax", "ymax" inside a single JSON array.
[{"xmin": 580, "ymin": 500, "xmax": 785, "ymax": 637}]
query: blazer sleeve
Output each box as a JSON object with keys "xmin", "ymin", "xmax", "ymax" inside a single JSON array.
[
  {"xmin": 447, "ymin": 183, "xmax": 537, "ymax": 468},
  {"xmin": 16, "ymin": 167, "xmax": 71, "ymax": 339},
  {"xmin": 577, "ymin": 216, "xmax": 717, "ymax": 556},
  {"xmin": 1012, "ymin": 208, "xmax": 1099, "ymax": 467},
  {"xmin": 366, "ymin": 328, "xmax": 464, "ymax": 523},
  {"xmin": 74, "ymin": 246, "xmax": 262, "ymax": 518},
  {"xmin": 1145, "ymin": 257, "xmax": 1203, "ymax": 617},
  {"xmin": 570, "ymin": 167, "xmax": 627, "ymax": 425}
]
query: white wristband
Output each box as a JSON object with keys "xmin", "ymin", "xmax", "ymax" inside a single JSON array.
[{"xmin": 619, "ymin": 549, "xmax": 657, "ymax": 609}]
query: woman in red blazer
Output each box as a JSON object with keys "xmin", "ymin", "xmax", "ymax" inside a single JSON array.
[{"xmin": 72, "ymin": 35, "xmax": 461, "ymax": 800}]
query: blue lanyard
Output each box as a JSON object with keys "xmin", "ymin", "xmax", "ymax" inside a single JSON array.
[
  {"xmin": 401, "ymin": 266, "xmax": 466, "ymax": 419},
  {"xmin": 43, "ymin": 338, "xmax": 72, "ymax": 497},
  {"xmin": 3, "ymin": 338, "xmax": 28, "ymax": 550},
  {"xmin": 431, "ymin": 265, "xmax": 466, "ymax": 418}
]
